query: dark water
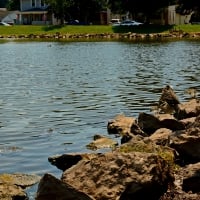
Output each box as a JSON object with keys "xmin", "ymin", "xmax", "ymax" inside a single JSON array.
[{"xmin": 0, "ymin": 39, "xmax": 199, "ymax": 198}]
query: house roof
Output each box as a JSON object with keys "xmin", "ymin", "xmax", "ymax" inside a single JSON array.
[
  {"xmin": 0, "ymin": 10, "xmax": 9, "ymax": 19},
  {"xmin": 0, "ymin": 10, "xmax": 19, "ymax": 20},
  {"xmin": 21, "ymin": 7, "xmax": 48, "ymax": 14}
]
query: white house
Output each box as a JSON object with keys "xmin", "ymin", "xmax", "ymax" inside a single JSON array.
[
  {"xmin": 19, "ymin": 0, "xmax": 52, "ymax": 25},
  {"xmin": 0, "ymin": 8, "xmax": 19, "ymax": 24},
  {"xmin": 150, "ymin": 5, "xmax": 193, "ymax": 25}
]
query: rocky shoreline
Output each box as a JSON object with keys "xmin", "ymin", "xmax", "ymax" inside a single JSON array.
[
  {"xmin": 1, "ymin": 31, "xmax": 200, "ymax": 40},
  {"xmin": 1, "ymin": 87, "xmax": 200, "ymax": 199},
  {"xmin": 35, "ymin": 86, "xmax": 200, "ymax": 200}
]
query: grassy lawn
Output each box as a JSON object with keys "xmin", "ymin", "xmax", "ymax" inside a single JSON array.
[
  {"xmin": 0, "ymin": 25, "xmax": 113, "ymax": 36},
  {"xmin": 0, "ymin": 24, "xmax": 200, "ymax": 36}
]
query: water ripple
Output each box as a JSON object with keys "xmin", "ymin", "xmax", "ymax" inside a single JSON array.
[{"xmin": 0, "ymin": 40, "xmax": 200, "ymax": 178}]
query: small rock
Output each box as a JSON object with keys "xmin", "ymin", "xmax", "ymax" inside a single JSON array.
[{"xmin": 86, "ymin": 134, "xmax": 118, "ymax": 151}]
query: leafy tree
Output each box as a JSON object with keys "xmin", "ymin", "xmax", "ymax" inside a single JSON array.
[
  {"xmin": 108, "ymin": 0, "xmax": 177, "ymax": 22},
  {"xmin": 45, "ymin": 0, "xmax": 106, "ymax": 24},
  {"xmin": 107, "ymin": 0, "xmax": 126, "ymax": 14},
  {"xmin": 6, "ymin": 0, "xmax": 20, "ymax": 10},
  {"xmin": 66, "ymin": 0, "xmax": 107, "ymax": 23},
  {"xmin": 45, "ymin": 0, "xmax": 74, "ymax": 24},
  {"xmin": 0, "ymin": 0, "xmax": 8, "ymax": 8},
  {"xmin": 177, "ymin": 0, "xmax": 200, "ymax": 22},
  {"xmin": 177, "ymin": 0, "xmax": 200, "ymax": 9}
]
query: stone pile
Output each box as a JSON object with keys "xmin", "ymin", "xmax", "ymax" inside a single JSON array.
[{"xmin": 1, "ymin": 32, "xmax": 200, "ymax": 40}]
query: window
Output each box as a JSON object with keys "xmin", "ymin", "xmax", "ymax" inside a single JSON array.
[
  {"xmin": 41, "ymin": 0, "xmax": 45, "ymax": 7},
  {"xmin": 32, "ymin": 0, "xmax": 35, "ymax": 7}
]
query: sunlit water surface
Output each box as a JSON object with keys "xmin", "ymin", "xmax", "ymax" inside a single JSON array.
[{"xmin": 0, "ymin": 39, "xmax": 199, "ymax": 198}]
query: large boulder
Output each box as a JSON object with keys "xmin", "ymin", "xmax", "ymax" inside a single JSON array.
[
  {"xmin": 169, "ymin": 115, "xmax": 200, "ymax": 164},
  {"xmin": 181, "ymin": 162, "xmax": 200, "ymax": 193},
  {"xmin": 61, "ymin": 151, "xmax": 174, "ymax": 200},
  {"xmin": 160, "ymin": 162, "xmax": 200, "ymax": 200},
  {"xmin": 107, "ymin": 114, "xmax": 136, "ymax": 135},
  {"xmin": 107, "ymin": 114, "xmax": 147, "ymax": 143},
  {"xmin": 36, "ymin": 173, "xmax": 94, "ymax": 200},
  {"xmin": 149, "ymin": 128, "xmax": 172, "ymax": 146},
  {"xmin": 138, "ymin": 112, "xmax": 185, "ymax": 135},
  {"xmin": 175, "ymin": 99, "xmax": 200, "ymax": 119},
  {"xmin": 48, "ymin": 153, "xmax": 97, "ymax": 171}
]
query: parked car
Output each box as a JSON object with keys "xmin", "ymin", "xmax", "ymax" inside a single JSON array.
[
  {"xmin": 0, "ymin": 22, "xmax": 11, "ymax": 26},
  {"xmin": 116, "ymin": 20, "xmax": 143, "ymax": 26},
  {"xmin": 65, "ymin": 19, "xmax": 89, "ymax": 25},
  {"xmin": 109, "ymin": 19, "xmax": 121, "ymax": 25},
  {"xmin": 190, "ymin": 21, "xmax": 200, "ymax": 25}
]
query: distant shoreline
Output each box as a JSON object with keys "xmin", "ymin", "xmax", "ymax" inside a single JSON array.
[{"xmin": 1, "ymin": 32, "xmax": 200, "ymax": 41}]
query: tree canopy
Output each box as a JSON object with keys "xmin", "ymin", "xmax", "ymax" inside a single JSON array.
[
  {"xmin": 45, "ymin": 0, "xmax": 74, "ymax": 24},
  {"xmin": 45, "ymin": 0, "xmax": 107, "ymax": 24},
  {"xmin": 0, "ymin": 0, "xmax": 8, "ymax": 8},
  {"xmin": 108, "ymin": 0, "xmax": 177, "ymax": 17},
  {"xmin": 5, "ymin": 0, "xmax": 200, "ymax": 24},
  {"xmin": 177, "ymin": 0, "xmax": 200, "ymax": 9}
]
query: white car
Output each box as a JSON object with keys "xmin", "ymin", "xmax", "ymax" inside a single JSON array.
[
  {"xmin": 110, "ymin": 19, "xmax": 121, "ymax": 25},
  {"xmin": 0, "ymin": 22, "xmax": 11, "ymax": 26},
  {"xmin": 120, "ymin": 20, "xmax": 143, "ymax": 26}
]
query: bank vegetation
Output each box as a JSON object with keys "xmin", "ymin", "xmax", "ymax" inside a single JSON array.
[{"xmin": 1, "ymin": 24, "xmax": 200, "ymax": 37}]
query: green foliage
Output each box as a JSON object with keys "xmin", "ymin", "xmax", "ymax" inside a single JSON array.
[
  {"xmin": 119, "ymin": 141, "xmax": 176, "ymax": 169},
  {"xmin": 108, "ymin": 0, "xmax": 200, "ymax": 23},
  {"xmin": 177, "ymin": 0, "xmax": 200, "ymax": 9},
  {"xmin": 5, "ymin": 0, "xmax": 20, "ymax": 10},
  {"xmin": 45, "ymin": 0, "xmax": 74, "ymax": 24},
  {"xmin": 45, "ymin": 0, "xmax": 106, "ymax": 24},
  {"xmin": 108, "ymin": 0, "xmax": 177, "ymax": 16},
  {"xmin": 0, "ymin": 0, "xmax": 8, "ymax": 8}
]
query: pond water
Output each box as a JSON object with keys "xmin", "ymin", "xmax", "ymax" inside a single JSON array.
[{"xmin": 0, "ymin": 39, "xmax": 199, "ymax": 198}]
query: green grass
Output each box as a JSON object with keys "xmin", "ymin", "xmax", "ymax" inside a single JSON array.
[
  {"xmin": 113, "ymin": 24, "xmax": 200, "ymax": 34},
  {"xmin": 0, "ymin": 25, "xmax": 113, "ymax": 36},
  {"xmin": 173, "ymin": 24, "xmax": 200, "ymax": 33},
  {"xmin": 0, "ymin": 24, "xmax": 200, "ymax": 36}
]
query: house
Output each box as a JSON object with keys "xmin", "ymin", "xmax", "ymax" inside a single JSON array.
[
  {"xmin": 19, "ymin": 0, "xmax": 52, "ymax": 25},
  {"xmin": 175, "ymin": 5, "xmax": 194, "ymax": 24},
  {"xmin": 0, "ymin": 8, "xmax": 8, "ymax": 21},
  {"xmin": 0, "ymin": 8, "xmax": 19, "ymax": 24},
  {"xmin": 150, "ymin": 5, "xmax": 193, "ymax": 25}
]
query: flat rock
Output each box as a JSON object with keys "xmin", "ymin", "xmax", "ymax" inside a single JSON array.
[
  {"xmin": 0, "ymin": 173, "xmax": 40, "ymax": 200},
  {"xmin": 0, "ymin": 173, "xmax": 41, "ymax": 187},
  {"xmin": 86, "ymin": 134, "xmax": 118, "ymax": 150},
  {"xmin": 107, "ymin": 114, "xmax": 136, "ymax": 135}
]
